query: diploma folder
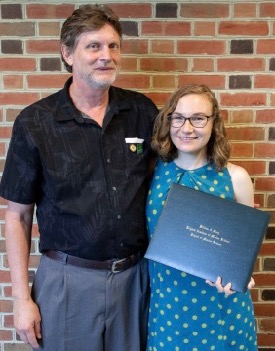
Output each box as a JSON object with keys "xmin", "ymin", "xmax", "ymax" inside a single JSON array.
[{"xmin": 145, "ymin": 183, "xmax": 271, "ymax": 293}]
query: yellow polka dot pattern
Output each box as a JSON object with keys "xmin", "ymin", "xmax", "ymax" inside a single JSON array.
[{"xmin": 146, "ymin": 161, "xmax": 257, "ymax": 351}]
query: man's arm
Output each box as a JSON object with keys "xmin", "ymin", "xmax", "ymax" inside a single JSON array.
[{"xmin": 5, "ymin": 200, "xmax": 41, "ymax": 349}]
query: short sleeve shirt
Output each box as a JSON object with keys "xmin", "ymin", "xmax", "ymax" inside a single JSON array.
[{"xmin": 0, "ymin": 78, "xmax": 158, "ymax": 260}]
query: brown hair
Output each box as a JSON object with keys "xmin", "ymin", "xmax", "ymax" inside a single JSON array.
[
  {"xmin": 152, "ymin": 84, "xmax": 231, "ymax": 171},
  {"xmin": 60, "ymin": 4, "xmax": 122, "ymax": 73}
]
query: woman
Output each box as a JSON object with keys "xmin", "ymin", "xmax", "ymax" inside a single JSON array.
[{"xmin": 146, "ymin": 84, "xmax": 257, "ymax": 351}]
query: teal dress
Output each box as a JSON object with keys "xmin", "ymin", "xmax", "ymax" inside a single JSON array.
[{"xmin": 146, "ymin": 160, "xmax": 257, "ymax": 351}]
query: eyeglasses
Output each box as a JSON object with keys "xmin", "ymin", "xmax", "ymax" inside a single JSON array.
[{"xmin": 168, "ymin": 113, "xmax": 213, "ymax": 128}]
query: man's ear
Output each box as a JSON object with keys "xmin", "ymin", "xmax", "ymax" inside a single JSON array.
[{"xmin": 61, "ymin": 45, "xmax": 73, "ymax": 66}]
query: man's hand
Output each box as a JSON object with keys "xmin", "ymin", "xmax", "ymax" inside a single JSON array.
[{"xmin": 14, "ymin": 298, "xmax": 42, "ymax": 349}]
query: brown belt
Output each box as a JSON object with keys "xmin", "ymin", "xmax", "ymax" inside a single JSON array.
[{"xmin": 44, "ymin": 250, "xmax": 143, "ymax": 273}]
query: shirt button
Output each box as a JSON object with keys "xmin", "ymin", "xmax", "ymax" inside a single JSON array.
[
  {"xmin": 117, "ymin": 215, "xmax": 121, "ymax": 219},
  {"xmin": 112, "ymin": 186, "xmax": 117, "ymax": 191},
  {"xmin": 106, "ymin": 158, "xmax": 111, "ymax": 163},
  {"xmin": 120, "ymin": 242, "xmax": 124, "ymax": 247}
]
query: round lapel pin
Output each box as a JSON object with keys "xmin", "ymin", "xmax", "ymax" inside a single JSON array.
[{"xmin": 130, "ymin": 144, "xmax": 137, "ymax": 152}]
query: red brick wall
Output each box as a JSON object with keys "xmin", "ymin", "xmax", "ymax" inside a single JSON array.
[{"xmin": 0, "ymin": 1, "xmax": 274, "ymax": 350}]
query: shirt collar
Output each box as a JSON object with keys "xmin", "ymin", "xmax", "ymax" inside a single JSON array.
[{"xmin": 54, "ymin": 77, "xmax": 130, "ymax": 122}]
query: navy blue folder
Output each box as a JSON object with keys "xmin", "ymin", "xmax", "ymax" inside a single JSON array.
[{"xmin": 145, "ymin": 183, "xmax": 271, "ymax": 293}]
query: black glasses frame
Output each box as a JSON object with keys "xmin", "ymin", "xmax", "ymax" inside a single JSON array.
[{"xmin": 168, "ymin": 113, "xmax": 213, "ymax": 128}]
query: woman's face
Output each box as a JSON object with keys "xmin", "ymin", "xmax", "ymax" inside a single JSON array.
[{"xmin": 170, "ymin": 93, "xmax": 214, "ymax": 157}]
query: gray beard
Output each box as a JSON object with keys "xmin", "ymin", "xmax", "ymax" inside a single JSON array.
[{"xmin": 85, "ymin": 71, "xmax": 119, "ymax": 90}]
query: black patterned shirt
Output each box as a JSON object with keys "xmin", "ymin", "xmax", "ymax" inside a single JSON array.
[{"xmin": 0, "ymin": 78, "xmax": 158, "ymax": 260}]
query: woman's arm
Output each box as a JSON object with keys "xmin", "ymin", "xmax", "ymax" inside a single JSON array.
[
  {"xmin": 227, "ymin": 162, "xmax": 254, "ymax": 207},
  {"xmin": 206, "ymin": 163, "xmax": 255, "ymax": 295}
]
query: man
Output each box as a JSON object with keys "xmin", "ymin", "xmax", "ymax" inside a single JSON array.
[{"xmin": 0, "ymin": 5, "xmax": 158, "ymax": 351}]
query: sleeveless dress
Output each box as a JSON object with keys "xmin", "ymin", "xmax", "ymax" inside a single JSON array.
[{"xmin": 146, "ymin": 160, "xmax": 257, "ymax": 351}]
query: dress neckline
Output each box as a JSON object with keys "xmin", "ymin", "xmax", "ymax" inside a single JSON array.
[{"xmin": 172, "ymin": 161, "xmax": 212, "ymax": 173}]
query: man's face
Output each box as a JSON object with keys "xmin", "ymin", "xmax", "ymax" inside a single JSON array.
[{"xmin": 62, "ymin": 24, "xmax": 121, "ymax": 90}]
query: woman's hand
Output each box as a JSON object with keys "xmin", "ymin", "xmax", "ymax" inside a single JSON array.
[
  {"xmin": 206, "ymin": 276, "xmax": 235, "ymax": 295},
  {"xmin": 247, "ymin": 277, "xmax": 255, "ymax": 290},
  {"xmin": 206, "ymin": 276, "xmax": 255, "ymax": 295}
]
